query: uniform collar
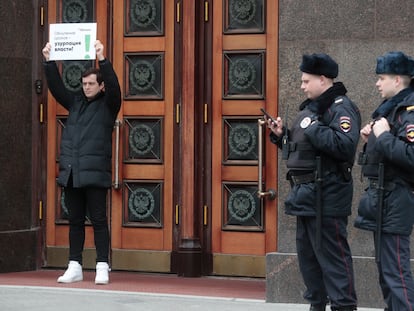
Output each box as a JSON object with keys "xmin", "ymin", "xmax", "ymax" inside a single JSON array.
[{"xmin": 300, "ymin": 82, "xmax": 347, "ymax": 114}]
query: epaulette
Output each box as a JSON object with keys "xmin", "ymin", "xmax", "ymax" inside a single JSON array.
[
  {"xmin": 334, "ymin": 98, "xmax": 343, "ymax": 104},
  {"xmin": 407, "ymin": 105, "xmax": 414, "ymax": 111}
]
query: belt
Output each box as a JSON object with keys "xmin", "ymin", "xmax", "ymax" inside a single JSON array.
[
  {"xmin": 289, "ymin": 172, "xmax": 316, "ymax": 185},
  {"xmin": 368, "ymin": 179, "xmax": 396, "ymax": 191}
]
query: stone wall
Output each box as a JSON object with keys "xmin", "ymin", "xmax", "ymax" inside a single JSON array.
[{"xmin": 0, "ymin": 1, "xmax": 40, "ymax": 272}]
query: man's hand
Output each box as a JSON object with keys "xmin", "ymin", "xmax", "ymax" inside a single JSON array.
[
  {"xmin": 42, "ymin": 42, "xmax": 51, "ymax": 61},
  {"xmin": 372, "ymin": 117, "xmax": 390, "ymax": 138},
  {"xmin": 360, "ymin": 122, "xmax": 373, "ymax": 143},
  {"xmin": 95, "ymin": 40, "xmax": 105, "ymax": 61}
]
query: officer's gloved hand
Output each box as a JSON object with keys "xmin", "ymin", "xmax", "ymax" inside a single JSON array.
[{"xmin": 310, "ymin": 114, "xmax": 320, "ymax": 125}]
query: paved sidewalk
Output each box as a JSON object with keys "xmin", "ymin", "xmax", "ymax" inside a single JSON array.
[{"xmin": 0, "ymin": 285, "xmax": 383, "ymax": 311}]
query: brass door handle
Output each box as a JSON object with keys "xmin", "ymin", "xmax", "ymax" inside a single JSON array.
[
  {"xmin": 113, "ymin": 119, "xmax": 121, "ymax": 190},
  {"xmin": 257, "ymin": 119, "xmax": 276, "ymax": 200}
]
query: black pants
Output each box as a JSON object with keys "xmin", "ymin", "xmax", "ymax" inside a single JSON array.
[
  {"xmin": 376, "ymin": 232, "xmax": 414, "ymax": 311},
  {"xmin": 64, "ymin": 186, "xmax": 109, "ymax": 264},
  {"xmin": 296, "ymin": 216, "xmax": 357, "ymax": 309}
]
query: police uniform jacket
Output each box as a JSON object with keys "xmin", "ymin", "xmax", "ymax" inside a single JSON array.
[
  {"xmin": 270, "ymin": 82, "xmax": 361, "ymax": 217},
  {"xmin": 355, "ymin": 88, "xmax": 414, "ymax": 235},
  {"xmin": 43, "ymin": 59, "xmax": 121, "ymax": 188}
]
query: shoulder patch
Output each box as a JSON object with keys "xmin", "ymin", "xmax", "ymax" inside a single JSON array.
[
  {"xmin": 340, "ymin": 116, "xmax": 351, "ymax": 133},
  {"xmin": 406, "ymin": 125, "xmax": 414, "ymax": 142},
  {"xmin": 406, "ymin": 105, "xmax": 414, "ymax": 111}
]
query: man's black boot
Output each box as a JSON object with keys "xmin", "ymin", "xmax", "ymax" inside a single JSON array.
[{"xmin": 310, "ymin": 304, "xmax": 326, "ymax": 311}]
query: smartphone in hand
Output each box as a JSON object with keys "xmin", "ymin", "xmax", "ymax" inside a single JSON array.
[{"xmin": 260, "ymin": 108, "xmax": 276, "ymax": 122}]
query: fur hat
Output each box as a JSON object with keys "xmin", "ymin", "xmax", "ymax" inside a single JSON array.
[
  {"xmin": 299, "ymin": 53, "xmax": 338, "ymax": 78},
  {"xmin": 376, "ymin": 51, "xmax": 414, "ymax": 76}
]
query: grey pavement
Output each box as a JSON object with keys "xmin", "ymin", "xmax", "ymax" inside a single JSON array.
[{"xmin": 0, "ymin": 285, "xmax": 383, "ymax": 311}]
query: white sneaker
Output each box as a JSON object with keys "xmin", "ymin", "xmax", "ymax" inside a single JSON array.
[
  {"xmin": 57, "ymin": 261, "xmax": 83, "ymax": 283},
  {"xmin": 95, "ymin": 262, "xmax": 110, "ymax": 285}
]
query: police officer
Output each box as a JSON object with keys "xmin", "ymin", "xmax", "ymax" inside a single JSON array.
[
  {"xmin": 355, "ymin": 51, "xmax": 414, "ymax": 311},
  {"xmin": 265, "ymin": 53, "xmax": 360, "ymax": 311}
]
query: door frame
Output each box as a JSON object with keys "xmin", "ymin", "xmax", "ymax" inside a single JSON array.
[
  {"xmin": 34, "ymin": 0, "xmax": 50, "ymax": 268},
  {"xmin": 170, "ymin": 0, "xmax": 213, "ymax": 277}
]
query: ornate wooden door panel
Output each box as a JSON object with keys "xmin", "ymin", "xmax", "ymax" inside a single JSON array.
[
  {"xmin": 110, "ymin": 0, "xmax": 175, "ymax": 272},
  {"xmin": 210, "ymin": 0, "xmax": 279, "ymax": 276}
]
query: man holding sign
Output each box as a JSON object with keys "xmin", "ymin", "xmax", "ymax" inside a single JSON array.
[{"xmin": 42, "ymin": 40, "xmax": 121, "ymax": 285}]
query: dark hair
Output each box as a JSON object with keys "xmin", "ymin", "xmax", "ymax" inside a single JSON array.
[{"xmin": 82, "ymin": 68, "xmax": 103, "ymax": 84}]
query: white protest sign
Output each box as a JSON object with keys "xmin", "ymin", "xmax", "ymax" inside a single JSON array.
[{"xmin": 49, "ymin": 23, "xmax": 97, "ymax": 61}]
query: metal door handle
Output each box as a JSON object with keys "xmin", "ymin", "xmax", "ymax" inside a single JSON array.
[
  {"xmin": 257, "ymin": 119, "xmax": 276, "ymax": 200},
  {"xmin": 113, "ymin": 119, "xmax": 121, "ymax": 190}
]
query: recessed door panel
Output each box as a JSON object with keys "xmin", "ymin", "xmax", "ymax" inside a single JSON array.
[
  {"xmin": 210, "ymin": 0, "xmax": 279, "ymax": 276},
  {"xmin": 110, "ymin": 0, "xmax": 175, "ymax": 271}
]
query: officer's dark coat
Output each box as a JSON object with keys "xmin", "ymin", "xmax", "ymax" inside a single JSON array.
[
  {"xmin": 43, "ymin": 59, "xmax": 121, "ymax": 188},
  {"xmin": 355, "ymin": 89, "xmax": 414, "ymax": 235},
  {"xmin": 270, "ymin": 82, "xmax": 361, "ymax": 217}
]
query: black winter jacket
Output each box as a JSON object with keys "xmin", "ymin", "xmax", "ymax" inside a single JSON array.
[
  {"xmin": 355, "ymin": 89, "xmax": 414, "ymax": 235},
  {"xmin": 270, "ymin": 82, "xmax": 361, "ymax": 217},
  {"xmin": 44, "ymin": 59, "xmax": 121, "ymax": 188}
]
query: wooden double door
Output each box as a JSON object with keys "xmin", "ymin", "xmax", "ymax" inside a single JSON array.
[{"xmin": 44, "ymin": 0, "xmax": 279, "ymax": 277}]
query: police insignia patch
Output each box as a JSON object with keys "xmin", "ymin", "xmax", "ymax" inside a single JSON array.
[
  {"xmin": 340, "ymin": 116, "xmax": 351, "ymax": 132},
  {"xmin": 300, "ymin": 117, "xmax": 312, "ymax": 128},
  {"xmin": 406, "ymin": 125, "xmax": 414, "ymax": 142}
]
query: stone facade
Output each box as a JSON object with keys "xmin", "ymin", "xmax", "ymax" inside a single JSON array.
[{"xmin": 0, "ymin": 1, "xmax": 41, "ymax": 272}]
